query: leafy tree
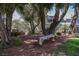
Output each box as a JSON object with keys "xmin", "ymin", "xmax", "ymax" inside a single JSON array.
[
  {"xmin": 36, "ymin": 3, "xmax": 69, "ymax": 35},
  {"xmin": 17, "ymin": 4, "xmax": 41, "ymax": 34},
  {"xmin": 0, "ymin": 4, "xmax": 15, "ymax": 47},
  {"xmin": 70, "ymin": 4, "xmax": 78, "ymax": 33},
  {"xmin": 48, "ymin": 4, "xmax": 69, "ymax": 34}
]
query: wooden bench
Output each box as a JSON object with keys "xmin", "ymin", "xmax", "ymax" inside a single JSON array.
[
  {"xmin": 38, "ymin": 34, "xmax": 54, "ymax": 45},
  {"xmin": 19, "ymin": 34, "xmax": 54, "ymax": 45}
]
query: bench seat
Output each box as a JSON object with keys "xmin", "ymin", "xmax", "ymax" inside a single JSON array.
[{"xmin": 38, "ymin": 34, "xmax": 54, "ymax": 45}]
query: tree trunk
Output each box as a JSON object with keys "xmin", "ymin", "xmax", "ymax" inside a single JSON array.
[
  {"xmin": 48, "ymin": 6, "xmax": 60, "ymax": 34},
  {"xmin": 0, "ymin": 13, "xmax": 9, "ymax": 45},
  {"xmin": 6, "ymin": 5, "xmax": 15, "ymax": 41},
  {"xmin": 29, "ymin": 20, "xmax": 35, "ymax": 34},
  {"xmin": 0, "ymin": 4, "xmax": 15, "ymax": 47},
  {"xmin": 47, "ymin": 4, "xmax": 69, "ymax": 34},
  {"xmin": 37, "ymin": 4, "xmax": 46, "ymax": 35},
  {"xmin": 70, "ymin": 5, "xmax": 78, "ymax": 33},
  {"xmin": 6, "ymin": 11, "xmax": 13, "ymax": 41}
]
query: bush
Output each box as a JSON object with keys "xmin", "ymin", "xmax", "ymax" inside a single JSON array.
[
  {"xmin": 0, "ymin": 43, "xmax": 8, "ymax": 49},
  {"xmin": 12, "ymin": 37, "xmax": 23, "ymax": 46},
  {"xmin": 74, "ymin": 35, "xmax": 79, "ymax": 38},
  {"xmin": 0, "ymin": 43, "xmax": 3, "ymax": 49}
]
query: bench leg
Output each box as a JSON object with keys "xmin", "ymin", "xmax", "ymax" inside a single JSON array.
[{"xmin": 39, "ymin": 39, "xmax": 43, "ymax": 46}]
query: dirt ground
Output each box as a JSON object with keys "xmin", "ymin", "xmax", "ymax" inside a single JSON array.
[{"xmin": 0, "ymin": 35, "xmax": 64, "ymax": 56}]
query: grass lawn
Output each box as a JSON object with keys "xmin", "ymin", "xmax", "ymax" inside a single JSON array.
[{"xmin": 52, "ymin": 37, "xmax": 79, "ymax": 56}]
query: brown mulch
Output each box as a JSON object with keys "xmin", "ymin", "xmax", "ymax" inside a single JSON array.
[{"xmin": 0, "ymin": 35, "xmax": 65, "ymax": 56}]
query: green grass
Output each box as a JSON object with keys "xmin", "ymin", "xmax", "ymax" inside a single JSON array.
[
  {"xmin": 61, "ymin": 39, "xmax": 79, "ymax": 55},
  {"xmin": 52, "ymin": 37, "xmax": 79, "ymax": 56}
]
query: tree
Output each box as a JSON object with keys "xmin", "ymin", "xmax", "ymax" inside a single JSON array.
[
  {"xmin": 0, "ymin": 12, "xmax": 9, "ymax": 45},
  {"xmin": 16, "ymin": 3, "xmax": 69, "ymax": 35},
  {"xmin": 36, "ymin": 3, "xmax": 53, "ymax": 35},
  {"xmin": 36, "ymin": 3, "xmax": 69, "ymax": 35},
  {"xmin": 48, "ymin": 4, "xmax": 69, "ymax": 34},
  {"xmin": 17, "ymin": 4, "xmax": 40, "ymax": 34},
  {"xmin": 0, "ymin": 4, "xmax": 16, "ymax": 47},
  {"xmin": 70, "ymin": 4, "xmax": 78, "ymax": 33},
  {"xmin": 16, "ymin": 3, "xmax": 54, "ymax": 35},
  {"xmin": 5, "ymin": 4, "xmax": 16, "ymax": 41}
]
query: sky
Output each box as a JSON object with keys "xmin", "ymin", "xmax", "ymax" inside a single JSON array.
[
  {"xmin": 47, "ymin": 5, "xmax": 75, "ymax": 20},
  {"xmin": 12, "ymin": 4, "xmax": 75, "ymax": 21}
]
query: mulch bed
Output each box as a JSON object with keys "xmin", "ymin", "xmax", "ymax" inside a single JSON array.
[{"xmin": 0, "ymin": 35, "xmax": 65, "ymax": 56}]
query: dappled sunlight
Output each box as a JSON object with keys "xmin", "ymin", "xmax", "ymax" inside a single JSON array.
[
  {"xmin": 24, "ymin": 40, "xmax": 38, "ymax": 44},
  {"xmin": 68, "ymin": 38, "xmax": 79, "ymax": 40}
]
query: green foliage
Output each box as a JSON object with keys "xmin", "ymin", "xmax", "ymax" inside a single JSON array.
[
  {"xmin": 53, "ymin": 39, "xmax": 79, "ymax": 56},
  {"xmin": 74, "ymin": 35, "xmax": 79, "ymax": 38},
  {"xmin": 27, "ymin": 31, "xmax": 33, "ymax": 35},
  {"xmin": 0, "ymin": 37, "xmax": 23, "ymax": 49},
  {"xmin": 0, "ymin": 43, "xmax": 8, "ymax": 49},
  {"xmin": 0, "ymin": 43, "xmax": 3, "ymax": 49},
  {"xmin": 12, "ymin": 37, "xmax": 23, "ymax": 46}
]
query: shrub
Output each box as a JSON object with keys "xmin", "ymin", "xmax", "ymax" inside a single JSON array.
[
  {"xmin": 0, "ymin": 43, "xmax": 3, "ymax": 49},
  {"xmin": 74, "ymin": 35, "xmax": 79, "ymax": 38},
  {"xmin": 0, "ymin": 43, "xmax": 7, "ymax": 49},
  {"xmin": 12, "ymin": 37, "xmax": 23, "ymax": 46}
]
